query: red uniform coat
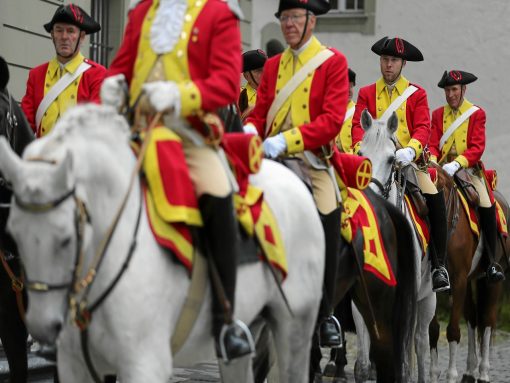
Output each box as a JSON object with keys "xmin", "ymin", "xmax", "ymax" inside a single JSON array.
[
  {"xmin": 21, "ymin": 58, "xmax": 105, "ymax": 134},
  {"xmin": 106, "ymin": 0, "xmax": 241, "ymax": 120},
  {"xmin": 351, "ymin": 81, "xmax": 431, "ymax": 157},
  {"xmin": 429, "ymin": 104, "xmax": 486, "ymax": 167},
  {"xmin": 246, "ymin": 43, "xmax": 349, "ymax": 152}
]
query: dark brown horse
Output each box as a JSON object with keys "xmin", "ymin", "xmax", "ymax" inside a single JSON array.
[
  {"xmin": 0, "ymin": 56, "xmax": 35, "ymax": 383},
  {"xmin": 309, "ymin": 187, "xmax": 417, "ymax": 383},
  {"xmin": 428, "ymin": 163, "xmax": 509, "ymax": 383}
]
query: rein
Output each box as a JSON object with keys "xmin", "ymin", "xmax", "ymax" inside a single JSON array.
[{"xmin": 12, "ymin": 112, "xmax": 162, "ymax": 383}]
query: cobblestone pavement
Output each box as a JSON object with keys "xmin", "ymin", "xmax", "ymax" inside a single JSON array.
[{"xmin": 169, "ymin": 328, "xmax": 510, "ymax": 382}]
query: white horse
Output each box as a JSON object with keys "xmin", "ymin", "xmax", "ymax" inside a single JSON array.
[
  {"xmin": 353, "ymin": 110, "xmax": 435, "ymax": 383},
  {"xmin": 0, "ymin": 104, "xmax": 325, "ymax": 383}
]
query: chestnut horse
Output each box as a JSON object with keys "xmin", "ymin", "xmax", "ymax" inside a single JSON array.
[{"xmin": 428, "ymin": 163, "xmax": 509, "ymax": 383}]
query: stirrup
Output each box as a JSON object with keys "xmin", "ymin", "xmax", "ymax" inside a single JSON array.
[
  {"xmin": 218, "ymin": 320, "xmax": 255, "ymax": 363},
  {"xmin": 319, "ymin": 315, "xmax": 343, "ymax": 348},
  {"xmin": 432, "ymin": 266, "xmax": 450, "ymax": 293}
]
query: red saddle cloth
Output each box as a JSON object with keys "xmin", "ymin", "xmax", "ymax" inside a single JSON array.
[
  {"xmin": 341, "ymin": 188, "xmax": 396, "ymax": 286},
  {"xmin": 139, "ymin": 128, "xmax": 287, "ymax": 278}
]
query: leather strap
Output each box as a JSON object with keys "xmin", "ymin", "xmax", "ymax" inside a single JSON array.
[
  {"xmin": 35, "ymin": 61, "xmax": 91, "ymax": 132},
  {"xmin": 439, "ymin": 105, "xmax": 480, "ymax": 149},
  {"xmin": 380, "ymin": 85, "xmax": 418, "ymax": 123},
  {"xmin": 265, "ymin": 49, "xmax": 334, "ymax": 135}
]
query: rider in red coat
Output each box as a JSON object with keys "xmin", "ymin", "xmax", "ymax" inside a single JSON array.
[
  {"xmin": 245, "ymin": 0, "xmax": 349, "ymax": 348},
  {"xmin": 21, "ymin": 4, "xmax": 105, "ymax": 137},
  {"xmin": 350, "ymin": 37, "xmax": 451, "ymax": 293},
  {"xmin": 101, "ymin": 0, "xmax": 253, "ymax": 361},
  {"xmin": 429, "ymin": 70, "xmax": 505, "ymax": 282}
]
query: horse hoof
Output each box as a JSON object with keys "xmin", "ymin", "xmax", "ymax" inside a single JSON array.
[
  {"xmin": 354, "ymin": 360, "xmax": 369, "ymax": 382},
  {"xmin": 461, "ymin": 374, "xmax": 476, "ymax": 383},
  {"xmin": 476, "ymin": 380, "xmax": 489, "ymax": 383},
  {"xmin": 323, "ymin": 362, "xmax": 337, "ymax": 378},
  {"xmin": 313, "ymin": 372, "xmax": 323, "ymax": 383}
]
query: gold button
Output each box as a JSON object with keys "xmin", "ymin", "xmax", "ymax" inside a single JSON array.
[
  {"xmin": 192, "ymin": 36, "xmax": 198, "ymax": 43},
  {"xmin": 181, "ymin": 32, "xmax": 187, "ymax": 40},
  {"xmin": 177, "ymin": 50, "xmax": 183, "ymax": 58},
  {"xmin": 185, "ymin": 14, "xmax": 192, "ymax": 22},
  {"xmin": 196, "ymin": 1, "xmax": 202, "ymax": 6}
]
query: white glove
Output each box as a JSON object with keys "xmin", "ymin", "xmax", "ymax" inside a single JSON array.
[
  {"xmin": 142, "ymin": 81, "xmax": 181, "ymax": 115},
  {"xmin": 243, "ymin": 123, "xmax": 259, "ymax": 135},
  {"xmin": 263, "ymin": 134, "xmax": 287, "ymax": 159},
  {"xmin": 442, "ymin": 161, "xmax": 461, "ymax": 176},
  {"xmin": 395, "ymin": 147, "xmax": 415, "ymax": 165},
  {"xmin": 100, "ymin": 74, "xmax": 127, "ymax": 110}
]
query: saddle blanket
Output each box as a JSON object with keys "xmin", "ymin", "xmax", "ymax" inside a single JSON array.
[
  {"xmin": 404, "ymin": 195, "xmax": 430, "ymax": 257},
  {"xmin": 141, "ymin": 127, "xmax": 287, "ymax": 278},
  {"xmin": 341, "ymin": 188, "xmax": 396, "ymax": 286},
  {"xmin": 457, "ymin": 190, "xmax": 508, "ymax": 238}
]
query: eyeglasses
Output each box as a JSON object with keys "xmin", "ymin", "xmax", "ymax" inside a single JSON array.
[{"xmin": 279, "ymin": 13, "xmax": 309, "ymax": 24}]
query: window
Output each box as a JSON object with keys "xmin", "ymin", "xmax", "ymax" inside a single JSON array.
[
  {"xmin": 90, "ymin": 0, "xmax": 114, "ymax": 66},
  {"xmin": 330, "ymin": 0, "xmax": 365, "ymax": 13},
  {"xmin": 315, "ymin": 0, "xmax": 374, "ymax": 35}
]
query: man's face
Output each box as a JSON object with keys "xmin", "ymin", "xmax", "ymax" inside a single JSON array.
[
  {"xmin": 379, "ymin": 55, "xmax": 405, "ymax": 83},
  {"xmin": 279, "ymin": 8, "xmax": 316, "ymax": 49},
  {"xmin": 349, "ymin": 82, "xmax": 355, "ymax": 100},
  {"xmin": 51, "ymin": 23, "xmax": 85, "ymax": 60},
  {"xmin": 243, "ymin": 69, "xmax": 263, "ymax": 90},
  {"xmin": 444, "ymin": 84, "xmax": 465, "ymax": 110}
]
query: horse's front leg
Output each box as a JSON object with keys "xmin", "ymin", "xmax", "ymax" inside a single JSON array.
[
  {"xmin": 429, "ymin": 314, "xmax": 441, "ymax": 383},
  {"xmin": 352, "ymin": 303, "xmax": 371, "ymax": 383},
  {"xmin": 415, "ymin": 293, "xmax": 436, "ymax": 383}
]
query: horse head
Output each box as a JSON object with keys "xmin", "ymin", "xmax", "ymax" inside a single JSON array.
[
  {"xmin": 0, "ymin": 134, "xmax": 82, "ymax": 344},
  {"xmin": 359, "ymin": 109, "xmax": 398, "ymax": 198}
]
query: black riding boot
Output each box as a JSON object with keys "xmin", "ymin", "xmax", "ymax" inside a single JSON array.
[
  {"xmin": 425, "ymin": 192, "xmax": 451, "ymax": 292},
  {"xmin": 479, "ymin": 205, "xmax": 505, "ymax": 283},
  {"xmin": 317, "ymin": 207, "xmax": 343, "ymax": 348},
  {"xmin": 199, "ymin": 194, "xmax": 253, "ymax": 361}
]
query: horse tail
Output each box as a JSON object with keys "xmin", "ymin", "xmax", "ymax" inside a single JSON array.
[{"xmin": 382, "ymin": 199, "xmax": 417, "ymax": 383}]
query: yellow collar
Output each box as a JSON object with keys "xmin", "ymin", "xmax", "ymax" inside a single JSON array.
[
  {"xmin": 280, "ymin": 36, "xmax": 324, "ymax": 69},
  {"xmin": 444, "ymin": 98, "xmax": 474, "ymax": 118},
  {"xmin": 47, "ymin": 53, "xmax": 85, "ymax": 80},
  {"xmin": 376, "ymin": 75, "xmax": 410, "ymax": 97}
]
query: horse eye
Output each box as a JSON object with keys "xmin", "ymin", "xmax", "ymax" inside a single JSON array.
[{"xmin": 60, "ymin": 237, "xmax": 72, "ymax": 248}]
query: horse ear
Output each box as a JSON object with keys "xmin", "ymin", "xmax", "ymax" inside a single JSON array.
[
  {"xmin": 0, "ymin": 56, "xmax": 9, "ymax": 90},
  {"xmin": 0, "ymin": 136, "xmax": 21, "ymax": 187},
  {"xmin": 53, "ymin": 151, "xmax": 74, "ymax": 192},
  {"xmin": 387, "ymin": 112, "xmax": 398, "ymax": 134},
  {"xmin": 361, "ymin": 109, "xmax": 373, "ymax": 131}
]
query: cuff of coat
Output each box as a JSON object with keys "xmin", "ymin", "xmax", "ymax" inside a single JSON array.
[
  {"xmin": 407, "ymin": 139, "xmax": 423, "ymax": 160},
  {"xmin": 178, "ymin": 81, "xmax": 202, "ymax": 117},
  {"xmin": 455, "ymin": 155, "xmax": 469, "ymax": 168},
  {"xmin": 282, "ymin": 128, "xmax": 304, "ymax": 154}
]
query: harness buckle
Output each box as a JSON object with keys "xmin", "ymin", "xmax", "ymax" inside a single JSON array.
[
  {"xmin": 73, "ymin": 300, "xmax": 92, "ymax": 331},
  {"xmin": 11, "ymin": 278, "xmax": 24, "ymax": 293}
]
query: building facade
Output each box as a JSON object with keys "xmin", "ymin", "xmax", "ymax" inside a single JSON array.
[{"xmin": 2, "ymin": 0, "xmax": 509, "ymax": 194}]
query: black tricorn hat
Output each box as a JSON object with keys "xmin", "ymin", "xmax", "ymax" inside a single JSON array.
[
  {"xmin": 242, "ymin": 49, "xmax": 268, "ymax": 73},
  {"xmin": 0, "ymin": 56, "xmax": 9, "ymax": 90},
  {"xmin": 44, "ymin": 4, "xmax": 101, "ymax": 35},
  {"xmin": 437, "ymin": 70, "xmax": 477, "ymax": 88},
  {"xmin": 275, "ymin": 0, "xmax": 331, "ymax": 17},
  {"xmin": 371, "ymin": 36, "xmax": 424, "ymax": 62},
  {"xmin": 348, "ymin": 68, "xmax": 356, "ymax": 86}
]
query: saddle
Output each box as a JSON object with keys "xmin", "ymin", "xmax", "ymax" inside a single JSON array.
[
  {"xmin": 454, "ymin": 168, "xmax": 480, "ymax": 207},
  {"xmin": 401, "ymin": 164, "xmax": 428, "ymax": 218}
]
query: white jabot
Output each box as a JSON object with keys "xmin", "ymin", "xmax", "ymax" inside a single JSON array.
[{"xmin": 151, "ymin": 0, "xmax": 188, "ymax": 54}]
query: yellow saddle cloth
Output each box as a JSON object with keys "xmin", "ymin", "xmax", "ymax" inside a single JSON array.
[{"xmin": 341, "ymin": 188, "xmax": 396, "ymax": 286}]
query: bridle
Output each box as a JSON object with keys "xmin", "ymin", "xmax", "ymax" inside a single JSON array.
[
  {"xmin": 0, "ymin": 89, "xmax": 17, "ymax": 147},
  {"xmin": 363, "ymin": 136, "xmax": 398, "ymax": 200}
]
